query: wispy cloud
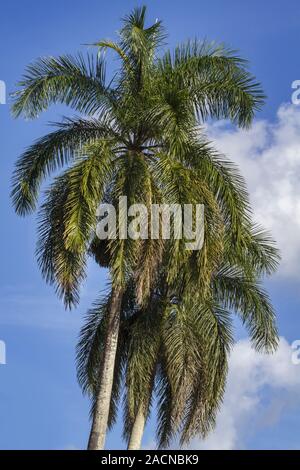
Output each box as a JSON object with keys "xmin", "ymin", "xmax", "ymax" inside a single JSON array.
[
  {"xmin": 0, "ymin": 285, "xmax": 82, "ymax": 331},
  {"xmin": 0, "ymin": 264, "xmax": 105, "ymax": 331}
]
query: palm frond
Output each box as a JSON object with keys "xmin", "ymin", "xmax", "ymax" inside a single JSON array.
[
  {"xmin": 63, "ymin": 140, "xmax": 114, "ymax": 252},
  {"xmin": 180, "ymin": 300, "xmax": 232, "ymax": 444},
  {"xmin": 157, "ymin": 40, "xmax": 265, "ymax": 128},
  {"xmin": 11, "ymin": 117, "xmax": 116, "ymax": 215},
  {"xmin": 12, "ymin": 53, "xmax": 111, "ymax": 118},
  {"xmin": 36, "ymin": 173, "xmax": 87, "ymax": 308},
  {"xmin": 213, "ymin": 265, "xmax": 278, "ymax": 352}
]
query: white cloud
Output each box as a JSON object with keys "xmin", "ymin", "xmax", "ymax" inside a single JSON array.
[
  {"xmin": 189, "ymin": 337, "xmax": 300, "ymax": 450},
  {"xmin": 206, "ymin": 104, "xmax": 300, "ymax": 278}
]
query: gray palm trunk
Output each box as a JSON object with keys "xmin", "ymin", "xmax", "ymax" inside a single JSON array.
[
  {"xmin": 128, "ymin": 405, "xmax": 146, "ymax": 450},
  {"xmin": 87, "ymin": 287, "xmax": 124, "ymax": 450}
]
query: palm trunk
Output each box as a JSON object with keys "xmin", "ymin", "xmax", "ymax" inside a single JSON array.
[
  {"xmin": 87, "ymin": 286, "xmax": 124, "ymax": 450},
  {"xmin": 127, "ymin": 405, "xmax": 146, "ymax": 450}
]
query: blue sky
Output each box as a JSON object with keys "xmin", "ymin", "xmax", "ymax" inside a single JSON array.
[{"xmin": 1, "ymin": 0, "xmax": 300, "ymax": 450}]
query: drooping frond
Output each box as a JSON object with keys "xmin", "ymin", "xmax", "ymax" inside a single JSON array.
[
  {"xmin": 11, "ymin": 117, "xmax": 117, "ymax": 215},
  {"xmin": 187, "ymin": 142, "xmax": 251, "ymax": 230},
  {"xmin": 156, "ymin": 363, "xmax": 175, "ymax": 449},
  {"xmin": 179, "ymin": 300, "xmax": 233, "ymax": 444},
  {"xmin": 160, "ymin": 303, "xmax": 201, "ymax": 443},
  {"xmin": 62, "ymin": 141, "xmax": 114, "ymax": 252},
  {"xmin": 213, "ymin": 265, "xmax": 278, "ymax": 352},
  {"xmin": 157, "ymin": 40, "xmax": 265, "ymax": 128},
  {"xmin": 235, "ymin": 224, "xmax": 280, "ymax": 276},
  {"xmin": 12, "ymin": 53, "xmax": 111, "ymax": 119},
  {"xmin": 108, "ymin": 151, "xmax": 154, "ymax": 289},
  {"xmin": 36, "ymin": 173, "xmax": 87, "ymax": 308}
]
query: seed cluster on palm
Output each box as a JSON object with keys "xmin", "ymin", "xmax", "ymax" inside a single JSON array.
[{"xmin": 11, "ymin": 6, "xmax": 279, "ymax": 450}]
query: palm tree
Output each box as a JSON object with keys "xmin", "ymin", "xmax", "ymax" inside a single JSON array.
[
  {"xmin": 78, "ymin": 226, "xmax": 279, "ymax": 450},
  {"xmin": 11, "ymin": 6, "xmax": 266, "ymax": 449}
]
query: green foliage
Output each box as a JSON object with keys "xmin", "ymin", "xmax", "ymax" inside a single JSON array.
[
  {"xmin": 78, "ymin": 235, "xmax": 279, "ymax": 448},
  {"xmin": 11, "ymin": 54, "xmax": 109, "ymax": 119},
  {"xmin": 12, "ymin": 5, "xmax": 279, "ymax": 448},
  {"xmin": 11, "ymin": 3, "xmax": 266, "ymax": 304}
]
